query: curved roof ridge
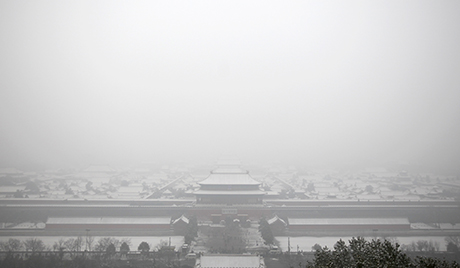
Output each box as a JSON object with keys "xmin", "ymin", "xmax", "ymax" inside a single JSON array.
[{"xmin": 198, "ymin": 173, "xmax": 260, "ymax": 186}]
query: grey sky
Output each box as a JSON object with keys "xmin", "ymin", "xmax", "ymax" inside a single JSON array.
[{"xmin": 1, "ymin": 1, "xmax": 459, "ymax": 170}]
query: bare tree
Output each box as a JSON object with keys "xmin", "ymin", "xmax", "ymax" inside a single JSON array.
[
  {"xmin": 52, "ymin": 238, "xmax": 66, "ymax": 251},
  {"xmin": 416, "ymin": 240, "xmax": 429, "ymax": 251},
  {"xmin": 445, "ymin": 236, "xmax": 460, "ymax": 247},
  {"xmin": 428, "ymin": 240, "xmax": 440, "ymax": 252},
  {"xmin": 64, "ymin": 238, "xmax": 77, "ymax": 251},
  {"xmin": 0, "ymin": 238, "xmax": 23, "ymax": 251},
  {"xmin": 86, "ymin": 235, "xmax": 95, "ymax": 251},
  {"xmin": 380, "ymin": 236, "xmax": 399, "ymax": 246},
  {"xmin": 95, "ymin": 237, "xmax": 120, "ymax": 251},
  {"xmin": 64, "ymin": 237, "xmax": 84, "ymax": 251},
  {"xmin": 401, "ymin": 241, "xmax": 417, "ymax": 252},
  {"xmin": 75, "ymin": 236, "xmax": 84, "ymax": 251},
  {"xmin": 23, "ymin": 238, "xmax": 46, "ymax": 252}
]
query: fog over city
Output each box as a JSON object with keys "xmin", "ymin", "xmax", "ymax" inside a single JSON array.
[{"xmin": 1, "ymin": 1, "xmax": 460, "ymax": 172}]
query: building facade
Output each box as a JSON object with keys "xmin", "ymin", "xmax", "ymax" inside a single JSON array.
[{"xmin": 194, "ymin": 165, "xmax": 264, "ymax": 205}]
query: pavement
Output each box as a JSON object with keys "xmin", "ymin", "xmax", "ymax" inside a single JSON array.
[{"xmin": 190, "ymin": 221, "xmax": 266, "ymax": 254}]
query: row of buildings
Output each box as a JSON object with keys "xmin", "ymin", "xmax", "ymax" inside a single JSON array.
[
  {"xmin": 1, "ymin": 160, "xmax": 459, "ymax": 235},
  {"xmin": 22, "ymin": 215, "xmax": 409, "ymax": 235}
]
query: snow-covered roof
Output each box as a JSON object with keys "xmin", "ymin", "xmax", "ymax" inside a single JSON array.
[
  {"xmin": 288, "ymin": 218, "xmax": 409, "ymax": 226},
  {"xmin": 197, "ymin": 165, "xmax": 260, "ymax": 186},
  {"xmin": 118, "ymin": 186, "xmax": 143, "ymax": 193},
  {"xmin": 46, "ymin": 217, "xmax": 171, "ymax": 225},
  {"xmin": 0, "ymin": 185, "xmax": 27, "ymax": 193},
  {"xmin": 267, "ymin": 215, "xmax": 287, "ymax": 226},
  {"xmin": 212, "ymin": 167, "xmax": 248, "ymax": 174},
  {"xmin": 193, "ymin": 190, "xmax": 264, "ymax": 196},
  {"xmin": 264, "ymin": 191, "xmax": 280, "ymax": 196},
  {"xmin": 172, "ymin": 215, "xmax": 189, "ymax": 225},
  {"xmin": 411, "ymin": 223, "xmax": 438, "ymax": 229},
  {"xmin": 199, "ymin": 255, "xmax": 262, "ymax": 268},
  {"xmin": 173, "ymin": 183, "xmax": 187, "ymax": 190},
  {"xmin": 439, "ymin": 223, "xmax": 460, "ymax": 230},
  {"xmin": 361, "ymin": 167, "xmax": 389, "ymax": 173},
  {"xmin": 10, "ymin": 222, "xmax": 46, "ymax": 229},
  {"xmin": 163, "ymin": 189, "xmax": 173, "ymax": 195},
  {"xmin": 199, "ymin": 173, "xmax": 260, "ymax": 186}
]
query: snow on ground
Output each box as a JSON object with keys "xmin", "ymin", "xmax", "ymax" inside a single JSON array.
[{"xmin": 191, "ymin": 222, "xmax": 264, "ymax": 254}]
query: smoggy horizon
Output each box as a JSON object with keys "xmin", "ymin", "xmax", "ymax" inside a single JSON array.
[{"xmin": 1, "ymin": 1, "xmax": 460, "ymax": 173}]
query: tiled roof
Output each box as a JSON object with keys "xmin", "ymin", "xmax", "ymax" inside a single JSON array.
[
  {"xmin": 172, "ymin": 215, "xmax": 189, "ymax": 225},
  {"xmin": 288, "ymin": 218, "xmax": 409, "ymax": 226},
  {"xmin": 199, "ymin": 173, "xmax": 260, "ymax": 186},
  {"xmin": 199, "ymin": 254, "xmax": 262, "ymax": 268},
  {"xmin": 46, "ymin": 217, "xmax": 171, "ymax": 225},
  {"xmin": 194, "ymin": 190, "xmax": 264, "ymax": 196},
  {"xmin": 267, "ymin": 215, "xmax": 287, "ymax": 226}
]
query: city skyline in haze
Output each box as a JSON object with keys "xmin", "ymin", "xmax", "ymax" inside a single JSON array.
[{"xmin": 1, "ymin": 1, "xmax": 460, "ymax": 172}]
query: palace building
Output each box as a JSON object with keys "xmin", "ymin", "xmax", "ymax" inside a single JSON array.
[{"xmin": 194, "ymin": 162, "xmax": 264, "ymax": 205}]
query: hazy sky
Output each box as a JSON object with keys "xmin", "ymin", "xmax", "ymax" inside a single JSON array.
[{"xmin": 1, "ymin": 1, "xmax": 460, "ymax": 170}]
